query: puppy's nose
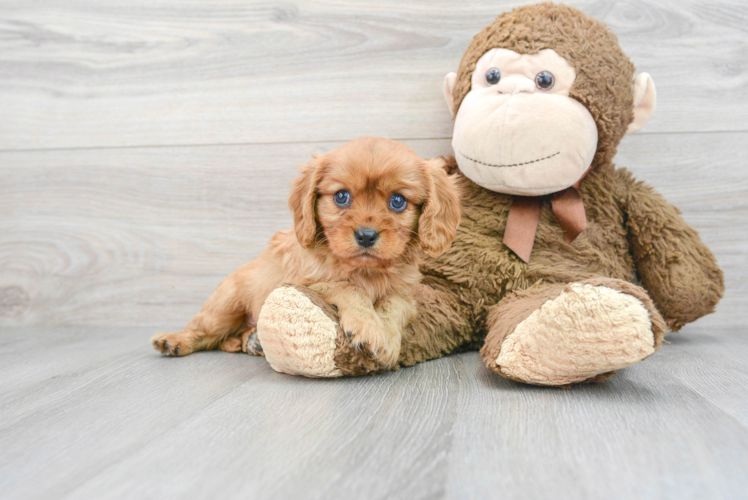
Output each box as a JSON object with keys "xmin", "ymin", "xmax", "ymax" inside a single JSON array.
[{"xmin": 354, "ymin": 228, "xmax": 379, "ymax": 248}]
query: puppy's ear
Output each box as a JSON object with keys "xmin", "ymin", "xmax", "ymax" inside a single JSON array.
[
  {"xmin": 419, "ymin": 158, "xmax": 461, "ymax": 258},
  {"xmin": 289, "ymin": 156, "xmax": 326, "ymax": 248}
]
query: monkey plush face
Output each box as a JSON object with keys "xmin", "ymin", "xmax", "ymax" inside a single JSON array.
[
  {"xmin": 443, "ymin": 3, "xmax": 657, "ymax": 198},
  {"xmin": 449, "ymin": 48, "xmax": 597, "ymax": 196}
]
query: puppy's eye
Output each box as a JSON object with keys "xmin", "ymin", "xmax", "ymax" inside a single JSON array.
[
  {"xmin": 388, "ymin": 193, "xmax": 407, "ymax": 213},
  {"xmin": 334, "ymin": 190, "xmax": 351, "ymax": 208}
]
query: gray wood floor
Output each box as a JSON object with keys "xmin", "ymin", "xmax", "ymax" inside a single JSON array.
[
  {"xmin": 2, "ymin": 326, "xmax": 748, "ymax": 499},
  {"xmin": 1, "ymin": 1, "xmax": 747, "ymax": 499}
]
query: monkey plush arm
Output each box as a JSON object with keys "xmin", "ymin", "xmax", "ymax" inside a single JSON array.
[{"xmin": 620, "ymin": 170, "xmax": 724, "ymax": 331}]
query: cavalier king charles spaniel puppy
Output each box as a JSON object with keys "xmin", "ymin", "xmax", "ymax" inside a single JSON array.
[{"xmin": 152, "ymin": 137, "xmax": 461, "ymax": 368}]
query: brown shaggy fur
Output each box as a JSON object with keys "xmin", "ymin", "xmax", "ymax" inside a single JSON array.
[
  {"xmin": 289, "ymin": 3, "xmax": 724, "ymax": 382},
  {"xmin": 152, "ymin": 138, "xmax": 461, "ymax": 368}
]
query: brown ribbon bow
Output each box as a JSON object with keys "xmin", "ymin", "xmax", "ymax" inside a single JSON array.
[{"xmin": 503, "ymin": 186, "xmax": 587, "ymax": 263}]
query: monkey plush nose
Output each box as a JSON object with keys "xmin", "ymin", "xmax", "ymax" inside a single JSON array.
[{"xmin": 354, "ymin": 228, "xmax": 379, "ymax": 248}]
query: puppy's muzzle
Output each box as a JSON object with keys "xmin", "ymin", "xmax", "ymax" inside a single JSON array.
[{"xmin": 354, "ymin": 228, "xmax": 379, "ymax": 249}]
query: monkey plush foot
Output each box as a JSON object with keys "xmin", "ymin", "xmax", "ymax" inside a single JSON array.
[
  {"xmin": 257, "ymin": 286, "xmax": 388, "ymax": 378},
  {"xmin": 481, "ymin": 278, "xmax": 668, "ymax": 386},
  {"xmin": 242, "ymin": 331, "xmax": 264, "ymax": 356}
]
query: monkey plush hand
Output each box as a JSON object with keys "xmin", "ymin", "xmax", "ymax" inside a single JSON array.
[{"xmin": 256, "ymin": 3, "xmax": 724, "ymax": 386}]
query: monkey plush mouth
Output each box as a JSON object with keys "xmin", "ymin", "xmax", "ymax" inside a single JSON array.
[{"xmin": 458, "ymin": 150, "xmax": 561, "ymax": 168}]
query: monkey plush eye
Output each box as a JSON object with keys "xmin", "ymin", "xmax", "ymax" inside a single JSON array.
[
  {"xmin": 334, "ymin": 190, "xmax": 351, "ymax": 208},
  {"xmin": 485, "ymin": 67, "xmax": 501, "ymax": 85},
  {"xmin": 535, "ymin": 71, "xmax": 555, "ymax": 90},
  {"xmin": 388, "ymin": 193, "xmax": 407, "ymax": 212}
]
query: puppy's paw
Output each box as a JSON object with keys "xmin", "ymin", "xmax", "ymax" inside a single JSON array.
[
  {"xmin": 339, "ymin": 312, "xmax": 399, "ymax": 368},
  {"xmin": 152, "ymin": 331, "xmax": 195, "ymax": 357},
  {"xmin": 360, "ymin": 329, "xmax": 401, "ymax": 368},
  {"xmin": 242, "ymin": 330, "xmax": 264, "ymax": 357},
  {"xmin": 219, "ymin": 336, "xmax": 243, "ymax": 353}
]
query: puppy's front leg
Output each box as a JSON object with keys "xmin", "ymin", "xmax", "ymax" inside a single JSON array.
[
  {"xmin": 309, "ymin": 282, "xmax": 399, "ymax": 368},
  {"xmin": 375, "ymin": 294, "xmax": 416, "ymax": 363}
]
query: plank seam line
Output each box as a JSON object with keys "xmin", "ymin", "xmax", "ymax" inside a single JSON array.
[{"xmin": 1, "ymin": 130, "xmax": 745, "ymax": 154}]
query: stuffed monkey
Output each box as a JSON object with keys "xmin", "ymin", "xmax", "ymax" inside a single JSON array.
[{"xmin": 255, "ymin": 3, "xmax": 724, "ymax": 386}]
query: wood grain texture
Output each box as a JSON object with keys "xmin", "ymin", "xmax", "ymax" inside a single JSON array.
[
  {"xmin": 1, "ymin": 2, "xmax": 746, "ymax": 498},
  {"xmin": 1, "ymin": 133, "xmax": 744, "ymax": 329},
  {"xmin": 0, "ymin": 327, "xmax": 746, "ymax": 500},
  {"xmin": 1, "ymin": 0, "xmax": 747, "ymax": 150}
]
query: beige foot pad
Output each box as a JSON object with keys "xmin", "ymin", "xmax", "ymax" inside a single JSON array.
[
  {"xmin": 497, "ymin": 283, "xmax": 655, "ymax": 386},
  {"xmin": 257, "ymin": 286, "xmax": 342, "ymax": 378}
]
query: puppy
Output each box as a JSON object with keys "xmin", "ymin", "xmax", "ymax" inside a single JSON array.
[{"xmin": 152, "ymin": 137, "xmax": 461, "ymax": 368}]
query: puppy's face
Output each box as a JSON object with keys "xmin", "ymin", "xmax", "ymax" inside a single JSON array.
[
  {"xmin": 289, "ymin": 138, "xmax": 461, "ymax": 268},
  {"xmin": 316, "ymin": 145, "xmax": 425, "ymax": 267}
]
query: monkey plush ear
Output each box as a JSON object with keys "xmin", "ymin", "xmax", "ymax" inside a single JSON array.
[
  {"xmin": 443, "ymin": 72, "xmax": 457, "ymax": 118},
  {"xmin": 626, "ymin": 73, "xmax": 657, "ymax": 134}
]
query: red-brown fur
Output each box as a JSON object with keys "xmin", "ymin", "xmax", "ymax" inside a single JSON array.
[{"xmin": 152, "ymin": 138, "xmax": 461, "ymax": 366}]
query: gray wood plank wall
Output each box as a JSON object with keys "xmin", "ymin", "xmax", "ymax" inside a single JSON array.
[
  {"xmin": 2, "ymin": 0, "xmax": 746, "ymax": 331},
  {"xmin": 2, "ymin": 2, "xmax": 748, "ymax": 499}
]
